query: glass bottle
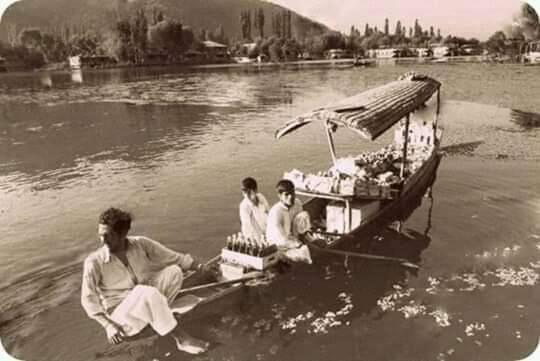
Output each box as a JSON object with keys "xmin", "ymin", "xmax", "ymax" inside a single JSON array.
[{"xmin": 245, "ymin": 238, "xmax": 253, "ymax": 256}]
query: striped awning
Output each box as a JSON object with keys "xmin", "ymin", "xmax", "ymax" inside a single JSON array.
[{"xmin": 276, "ymin": 74, "xmax": 441, "ymax": 141}]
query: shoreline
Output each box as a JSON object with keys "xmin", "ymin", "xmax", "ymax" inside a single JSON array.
[{"xmin": 0, "ymin": 55, "xmax": 504, "ymax": 75}]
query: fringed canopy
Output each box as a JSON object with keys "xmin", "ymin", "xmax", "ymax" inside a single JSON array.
[{"xmin": 276, "ymin": 74, "xmax": 441, "ymax": 141}]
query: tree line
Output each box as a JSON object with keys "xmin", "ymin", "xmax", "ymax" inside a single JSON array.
[
  {"xmin": 3, "ymin": 5, "xmax": 518, "ymax": 69},
  {"xmin": 0, "ymin": 8, "xmax": 232, "ymax": 68},
  {"xmin": 484, "ymin": 3, "xmax": 540, "ymax": 59},
  {"xmin": 230, "ymin": 13, "xmax": 485, "ymax": 62}
]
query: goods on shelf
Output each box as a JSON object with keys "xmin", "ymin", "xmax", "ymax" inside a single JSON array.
[{"xmin": 284, "ymin": 144, "xmax": 432, "ymax": 199}]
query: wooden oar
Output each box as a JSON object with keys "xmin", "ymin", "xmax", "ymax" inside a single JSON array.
[
  {"xmin": 309, "ymin": 244, "xmax": 420, "ymax": 269},
  {"xmin": 176, "ymin": 271, "xmax": 266, "ymax": 296}
]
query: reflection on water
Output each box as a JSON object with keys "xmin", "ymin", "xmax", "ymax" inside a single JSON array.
[
  {"xmin": 71, "ymin": 70, "xmax": 83, "ymax": 84},
  {"xmin": 0, "ymin": 64, "xmax": 539, "ymax": 361},
  {"xmin": 39, "ymin": 73, "xmax": 52, "ymax": 88}
]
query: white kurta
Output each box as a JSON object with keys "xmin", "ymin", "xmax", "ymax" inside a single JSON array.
[
  {"xmin": 110, "ymin": 265, "xmax": 183, "ymax": 336},
  {"xmin": 266, "ymin": 199, "xmax": 312, "ymax": 264},
  {"xmin": 81, "ymin": 237, "xmax": 194, "ymax": 337},
  {"xmin": 239, "ymin": 193, "xmax": 269, "ymax": 241},
  {"xmin": 266, "ymin": 199, "xmax": 303, "ymax": 248}
]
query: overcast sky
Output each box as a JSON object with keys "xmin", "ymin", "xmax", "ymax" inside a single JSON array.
[{"xmin": 270, "ymin": 0, "xmax": 537, "ymax": 40}]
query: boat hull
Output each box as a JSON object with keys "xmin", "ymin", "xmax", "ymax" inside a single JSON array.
[{"xmin": 302, "ymin": 148, "xmax": 442, "ymax": 247}]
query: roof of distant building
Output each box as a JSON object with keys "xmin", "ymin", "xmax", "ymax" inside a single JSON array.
[{"xmin": 203, "ymin": 40, "xmax": 227, "ymax": 48}]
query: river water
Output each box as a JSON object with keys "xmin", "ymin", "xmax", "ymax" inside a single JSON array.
[{"xmin": 0, "ymin": 63, "xmax": 539, "ymax": 361}]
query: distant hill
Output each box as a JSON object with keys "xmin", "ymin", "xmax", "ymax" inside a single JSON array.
[{"xmin": 0, "ymin": 0, "xmax": 331, "ymax": 43}]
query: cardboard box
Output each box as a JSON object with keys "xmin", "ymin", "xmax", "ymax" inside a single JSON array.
[
  {"xmin": 221, "ymin": 248, "xmax": 280, "ymax": 271},
  {"xmin": 326, "ymin": 200, "xmax": 380, "ymax": 234}
]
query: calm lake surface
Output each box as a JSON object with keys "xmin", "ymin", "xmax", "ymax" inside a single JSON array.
[{"xmin": 0, "ymin": 63, "xmax": 539, "ymax": 361}]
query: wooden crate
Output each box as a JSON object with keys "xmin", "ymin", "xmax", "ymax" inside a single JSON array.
[
  {"xmin": 219, "ymin": 262, "xmax": 246, "ymax": 280},
  {"xmin": 221, "ymin": 248, "xmax": 280, "ymax": 270}
]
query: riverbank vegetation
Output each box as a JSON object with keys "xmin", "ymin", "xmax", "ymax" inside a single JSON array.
[{"xmin": 0, "ymin": 2, "xmax": 538, "ymax": 70}]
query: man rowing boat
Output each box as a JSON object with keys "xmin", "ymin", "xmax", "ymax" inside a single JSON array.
[{"xmin": 81, "ymin": 207, "xmax": 209, "ymax": 354}]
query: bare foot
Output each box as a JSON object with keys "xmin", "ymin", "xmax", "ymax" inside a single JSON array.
[{"xmin": 172, "ymin": 330, "xmax": 209, "ymax": 354}]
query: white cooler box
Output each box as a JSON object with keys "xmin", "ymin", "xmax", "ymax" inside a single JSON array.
[{"xmin": 326, "ymin": 199, "xmax": 380, "ymax": 234}]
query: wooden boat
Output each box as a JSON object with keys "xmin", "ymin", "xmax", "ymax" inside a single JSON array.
[
  {"xmin": 275, "ymin": 72, "xmax": 443, "ymax": 248},
  {"xmin": 167, "ymin": 73, "xmax": 443, "ymax": 315},
  {"xmin": 109, "ymin": 75, "xmax": 445, "ymax": 350},
  {"xmin": 353, "ymin": 58, "xmax": 374, "ymax": 67}
]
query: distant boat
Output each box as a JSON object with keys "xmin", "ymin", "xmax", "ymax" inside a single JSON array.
[
  {"xmin": 233, "ymin": 57, "xmax": 255, "ymax": 64},
  {"xmin": 431, "ymin": 57, "xmax": 449, "ymax": 63},
  {"xmin": 353, "ymin": 58, "xmax": 373, "ymax": 67},
  {"xmin": 333, "ymin": 63, "xmax": 354, "ymax": 69}
]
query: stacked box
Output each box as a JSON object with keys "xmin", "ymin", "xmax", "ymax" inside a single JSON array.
[
  {"xmin": 326, "ymin": 200, "xmax": 381, "ymax": 234},
  {"xmin": 221, "ymin": 248, "xmax": 280, "ymax": 271}
]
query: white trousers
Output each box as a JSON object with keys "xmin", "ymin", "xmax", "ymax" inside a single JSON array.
[{"xmin": 110, "ymin": 265, "xmax": 184, "ymax": 336}]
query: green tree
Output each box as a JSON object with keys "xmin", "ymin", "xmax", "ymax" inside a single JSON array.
[
  {"xmin": 41, "ymin": 33, "xmax": 68, "ymax": 62},
  {"xmin": 268, "ymin": 38, "xmax": 282, "ymax": 61},
  {"xmin": 281, "ymin": 38, "xmax": 300, "ymax": 60},
  {"xmin": 287, "ymin": 10, "xmax": 292, "ymax": 39},
  {"xmin": 247, "ymin": 11, "xmax": 252, "ymax": 40},
  {"xmin": 19, "ymin": 28, "xmax": 43, "ymax": 49},
  {"xmin": 240, "ymin": 11, "xmax": 251, "ymax": 40},
  {"xmin": 395, "ymin": 20, "xmax": 402, "ymax": 36},
  {"xmin": 115, "ymin": 19, "xmax": 133, "ymax": 61},
  {"xmin": 273, "ymin": 12, "xmax": 282, "ymax": 38},
  {"xmin": 199, "ymin": 28, "xmax": 208, "ymax": 41},
  {"xmin": 211, "ymin": 25, "xmax": 227, "ymax": 44},
  {"xmin": 257, "ymin": 8, "xmax": 265, "ymax": 38},
  {"xmin": 414, "ymin": 19, "xmax": 422, "ymax": 38},
  {"xmin": 485, "ymin": 31, "xmax": 507, "ymax": 54},
  {"xmin": 132, "ymin": 9, "xmax": 148, "ymax": 63},
  {"xmin": 148, "ymin": 20, "xmax": 184, "ymax": 59},
  {"xmin": 511, "ymin": 3, "xmax": 540, "ymax": 40}
]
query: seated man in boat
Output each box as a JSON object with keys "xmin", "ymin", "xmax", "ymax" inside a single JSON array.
[
  {"xmin": 81, "ymin": 207, "xmax": 209, "ymax": 354},
  {"xmin": 239, "ymin": 177, "xmax": 269, "ymax": 241},
  {"xmin": 266, "ymin": 179, "xmax": 312, "ymax": 264}
]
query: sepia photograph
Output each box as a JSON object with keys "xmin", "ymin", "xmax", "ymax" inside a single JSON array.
[{"xmin": 0, "ymin": 0, "xmax": 539, "ymax": 360}]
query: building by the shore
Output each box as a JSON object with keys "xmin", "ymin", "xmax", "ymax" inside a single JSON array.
[
  {"xmin": 202, "ymin": 40, "xmax": 229, "ymax": 61},
  {"xmin": 413, "ymin": 48, "xmax": 432, "ymax": 58},
  {"xmin": 431, "ymin": 44, "xmax": 452, "ymax": 58},
  {"xmin": 367, "ymin": 48, "xmax": 398, "ymax": 58},
  {"xmin": 326, "ymin": 49, "xmax": 352, "ymax": 59}
]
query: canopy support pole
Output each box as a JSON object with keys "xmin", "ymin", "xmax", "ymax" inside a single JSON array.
[
  {"xmin": 400, "ymin": 114, "xmax": 411, "ymax": 179},
  {"xmin": 325, "ymin": 120, "xmax": 338, "ymax": 166},
  {"xmin": 433, "ymin": 89, "xmax": 440, "ymax": 145}
]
